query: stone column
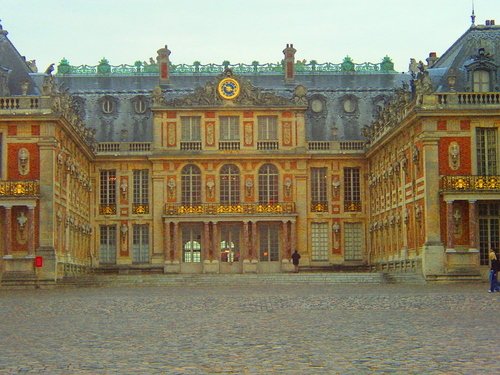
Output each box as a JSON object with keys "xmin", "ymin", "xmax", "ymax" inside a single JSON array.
[
  {"xmin": 27, "ymin": 205, "xmax": 35, "ymax": 256},
  {"xmin": 421, "ymin": 135, "xmax": 445, "ymax": 276},
  {"xmin": 203, "ymin": 222, "xmax": 210, "ymax": 261},
  {"xmin": 243, "ymin": 221, "xmax": 250, "ymax": 260},
  {"xmin": 282, "ymin": 220, "xmax": 289, "ymax": 260},
  {"xmin": 468, "ymin": 200, "xmax": 478, "ymax": 251},
  {"xmin": 152, "ymin": 174, "xmax": 165, "ymax": 256},
  {"xmin": 446, "ymin": 200, "xmax": 455, "ymax": 251},
  {"xmin": 163, "ymin": 220, "xmax": 171, "ymax": 261},
  {"xmin": 251, "ymin": 221, "xmax": 258, "ymax": 260},
  {"xmin": 290, "ymin": 221, "xmax": 297, "ymax": 254},
  {"xmin": 212, "ymin": 222, "xmax": 219, "ymax": 261},
  {"xmin": 4, "ymin": 205, "xmax": 12, "ymax": 256},
  {"xmin": 172, "ymin": 222, "xmax": 179, "ymax": 262}
]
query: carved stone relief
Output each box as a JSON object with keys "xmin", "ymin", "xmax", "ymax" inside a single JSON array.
[
  {"xmin": 18, "ymin": 148, "xmax": 30, "ymax": 175},
  {"xmin": 448, "ymin": 142, "xmax": 460, "ymax": 170}
]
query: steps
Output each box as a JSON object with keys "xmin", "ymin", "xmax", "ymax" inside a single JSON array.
[{"xmin": 59, "ymin": 272, "xmax": 389, "ymax": 288}]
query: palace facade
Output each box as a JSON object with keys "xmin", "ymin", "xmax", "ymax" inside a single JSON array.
[{"xmin": 0, "ymin": 20, "xmax": 499, "ymax": 282}]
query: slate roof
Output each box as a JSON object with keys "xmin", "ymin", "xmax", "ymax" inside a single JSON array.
[{"xmin": 0, "ymin": 24, "xmax": 39, "ymax": 96}]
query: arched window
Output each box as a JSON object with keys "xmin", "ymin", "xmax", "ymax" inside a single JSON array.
[
  {"xmin": 220, "ymin": 164, "xmax": 240, "ymax": 204},
  {"xmin": 181, "ymin": 164, "xmax": 201, "ymax": 205},
  {"xmin": 258, "ymin": 164, "xmax": 279, "ymax": 204},
  {"xmin": 473, "ymin": 70, "xmax": 490, "ymax": 92}
]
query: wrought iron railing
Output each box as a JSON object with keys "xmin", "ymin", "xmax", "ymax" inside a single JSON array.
[
  {"xmin": 0, "ymin": 180, "xmax": 40, "ymax": 197},
  {"xmin": 164, "ymin": 202, "xmax": 296, "ymax": 216},
  {"xmin": 440, "ymin": 175, "xmax": 500, "ymax": 192},
  {"xmin": 56, "ymin": 56, "xmax": 397, "ymax": 76}
]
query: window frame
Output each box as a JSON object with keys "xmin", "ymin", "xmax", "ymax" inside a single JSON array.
[{"xmin": 181, "ymin": 164, "xmax": 202, "ymax": 205}]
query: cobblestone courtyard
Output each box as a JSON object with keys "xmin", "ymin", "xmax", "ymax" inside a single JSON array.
[{"xmin": 0, "ymin": 282, "xmax": 498, "ymax": 374}]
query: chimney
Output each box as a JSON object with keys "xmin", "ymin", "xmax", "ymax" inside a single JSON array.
[
  {"xmin": 283, "ymin": 43, "xmax": 297, "ymax": 84},
  {"xmin": 426, "ymin": 52, "xmax": 438, "ymax": 67},
  {"xmin": 157, "ymin": 45, "xmax": 172, "ymax": 86}
]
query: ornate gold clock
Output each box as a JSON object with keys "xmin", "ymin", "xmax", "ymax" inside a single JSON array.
[{"xmin": 218, "ymin": 77, "xmax": 240, "ymax": 100}]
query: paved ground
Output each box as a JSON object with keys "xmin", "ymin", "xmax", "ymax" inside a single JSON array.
[{"xmin": 0, "ymin": 283, "xmax": 498, "ymax": 374}]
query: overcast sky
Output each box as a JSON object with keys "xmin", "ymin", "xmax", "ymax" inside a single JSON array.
[{"xmin": 1, "ymin": 0, "xmax": 499, "ymax": 73}]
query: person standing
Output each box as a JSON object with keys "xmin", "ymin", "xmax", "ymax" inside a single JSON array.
[
  {"xmin": 488, "ymin": 248, "xmax": 500, "ymax": 293},
  {"xmin": 291, "ymin": 250, "xmax": 301, "ymax": 273}
]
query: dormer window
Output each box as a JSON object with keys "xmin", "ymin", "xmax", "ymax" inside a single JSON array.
[
  {"xmin": 473, "ymin": 70, "xmax": 490, "ymax": 92},
  {"xmin": 133, "ymin": 96, "xmax": 147, "ymax": 114},
  {"xmin": 465, "ymin": 48, "xmax": 497, "ymax": 93},
  {"xmin": 101, "ymin": 97, "xmax": 115, "ymax": 114}
]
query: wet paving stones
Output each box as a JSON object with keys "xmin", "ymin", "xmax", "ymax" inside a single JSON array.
[{"xmin": 0, "ymin": 283, "xmax": 498, "ymax": 374}]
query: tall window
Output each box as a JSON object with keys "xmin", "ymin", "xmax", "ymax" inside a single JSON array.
[
  {"xmin": 220, "ymin": 116, "xmax": 239, "ymax": 141},
  {"xmin": 344, "ymin": 168, "xmax": 361, "ymax": 212},
  {"xmin": 181, "ymin": 116, "xmax": 201, "ymax": 141},
  {"xmin": 257, "ymin": 116, "xmax": 278, "ymax": 140},
  {"xmin": 479, "ymin": 203, "xmax": 499, "ymax": 265},
  {"xmin": 99, "ymin": 225, "xmax": 116, "ymax": 264},
  {"xmin": 132, "ymin": 224, "xmax": 149, "ymax": 263},
  {"xmin": 311, "ymin": 168, "xmax": 328, "ymax": 206},
  {"xmin": 100, "ymin": 170, "xmax": 116, "ymax": 205},
  {"xmin": 473, "ymin": 70, "xmax": 490, "ymax": 92},
  {"xmin": 182, "ymin": 225, "xmax": 202, "ymax": 263},
  {"xmin": 477, "ymin": 128, "xmax": 497, "ymax": 175},
  {"xmin": 259, "ymin": 223, "xmax": 279, "ymax": 261},
  {"xmin": 220, "ymin": 164, "xmax": 240, "ymax": 204},
  {"xmin": 133, "ymin": 170, "xmax": 149, "ymax": 205},
  {"xmin": 258, "ymin": 164, "xmax": 279, "ymax": 204},
  {"xmin": 181, "ymin": 165, "xmax": 201, "ymax": 205}
]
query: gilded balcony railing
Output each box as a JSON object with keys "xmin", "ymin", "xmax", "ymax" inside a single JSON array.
[
  {"xmin": 99, "ymin": 204, "xmax": 117, "ymax": 215},
  {"xmin": 311, "ymin": 201, "xmax": 329, "ymax": 212},
  {"xmin": 164, "ymin": 202, "xmax": 296, "ymax": 216},
  {"xmin": 132, "ymin": 203, "xmax": 149, "ymax": 214},
  {"xmin": 0, "ymin": 180, "xmax": 40, "ymax": 197},
  {"xmin": 345, "ymin": 201, "xmax": 362, "ymax": 212},
  {"xmin": 440, "ymin": 175, "xmax": 500, "ymax": 192}
]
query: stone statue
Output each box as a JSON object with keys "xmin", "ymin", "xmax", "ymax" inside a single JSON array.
[
  {"xmin": 44, "ymin": 63, "xmax": 55, "ymax": 75},
  {"xmin": 151, "ymin": 86, "xmax": 165, "ymax": 105}
]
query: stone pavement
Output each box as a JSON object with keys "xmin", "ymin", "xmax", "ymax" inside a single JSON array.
[{"xmin": 0, "ymin": 283, "xmax": 498, "ymax": 374}]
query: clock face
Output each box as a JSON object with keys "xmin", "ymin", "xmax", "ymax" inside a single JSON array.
[{"xmin": 218, "ymin": 78, "xmax": 240, "ymax": 100}]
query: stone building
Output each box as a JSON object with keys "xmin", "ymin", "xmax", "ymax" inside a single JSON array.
[{"xmin": 0, "ymin": 19, "xmax": 498, "ymax": 282}]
